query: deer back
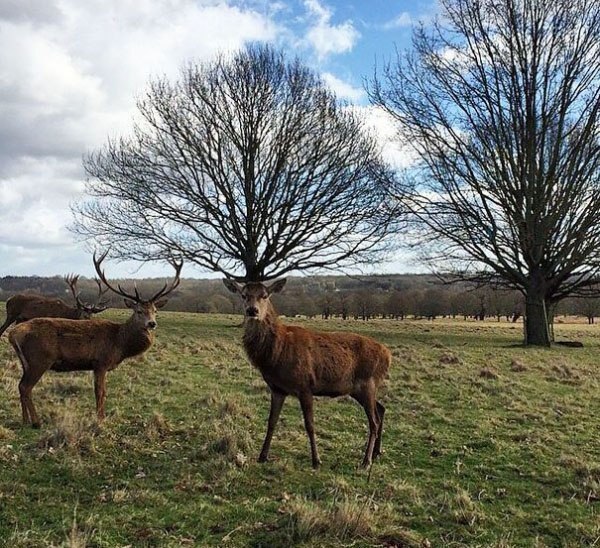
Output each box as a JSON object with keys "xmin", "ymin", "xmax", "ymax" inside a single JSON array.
[
  {"xmin": 9, "ymin": 318, "xmax": 122, "ymax": 367},
  {"xmin": 7, "ymin": 294, "xmax": 79, "ymax": 322},
  {"xmin": 243, "ymin": 309, "xmax": 390, "ymax": 396}
]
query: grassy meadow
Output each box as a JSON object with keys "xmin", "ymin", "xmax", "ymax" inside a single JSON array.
[{"xmin": 1, "ymin": 304, "xmax": 600, "ymax": 546}]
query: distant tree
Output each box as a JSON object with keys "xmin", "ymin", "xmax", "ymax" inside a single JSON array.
[
  {"xmin": 387, "ymin": 290, "xmax": 409, "ymax": 320},
  {"xmin": 418, "ymin": 288, "xmax": 448, "ymax": 320},
  {"xmin": 74, "ymin": 44, "xmax": 396, "ymax": 282},
  {"xmin": 208, "ymin": 294, "xmax": 234, "ymax": 314},
  {"xmin": 338, "ymin": 292, "xmax": 351, "ymax": 320},
  {"xmin": 371, "ymin": 0, "xmax": 600, "ymax": 345},
  {"xmin": 298, "ymin": 294, "xmax": 318, "ymax": 318},
  {"xmin": 320, "ymin": 292, "xmax": 335, "ymax": 319},
  {"xmin": 352, "ymin": 290, "xmax": 375, "ymax": 321},
  {"xmin": 575, "ymin": 296, "xmax": 600, "ymax": 324}
]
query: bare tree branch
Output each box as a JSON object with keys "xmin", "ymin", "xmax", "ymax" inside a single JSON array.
[
  {"xmin": 73, "ymin": 45, "xmax": 401, "ymax": 282},
  {"xmin": 369, "ymin": 0, "xmax": 600, "ymax": 345}
]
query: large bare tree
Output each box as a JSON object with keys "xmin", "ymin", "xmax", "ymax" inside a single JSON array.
[
  {"xmin": 73, "ymin": 44, "xmax": 395, "ymax": 282},
  {"xmin": 370, "ymin": 0, "xmax": 600, "ymax": 345}
]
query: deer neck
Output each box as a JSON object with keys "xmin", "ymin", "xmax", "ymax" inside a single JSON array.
[
  {"xmin": 243, "ymin": 302, "xmax": 283, "ymax": 368},
  {"xmin": 117, "ymin": 316, "xmax": 154, "ymax": 360}
]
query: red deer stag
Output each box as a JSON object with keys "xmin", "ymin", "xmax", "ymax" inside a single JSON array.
[
  {"xmin": 223, "ymin": 279, "xmax": 391, "ymax": 468},
  {"xmin": 0, "ymin": 275, "xmax": 109, "ymax": 337},
  {"xmin": 8, "ymin": 252, "xmax": 182, "ymax": 427}
]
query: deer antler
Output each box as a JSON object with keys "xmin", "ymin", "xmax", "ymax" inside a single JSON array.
[
  {"xmin": 65, "ymin": 274, "xmax": 86, "ymax": 309},
  {"xmin": 93, "ymin": 251, "xmax": 182, "ymax": 303},
  {"xmin": 148, "ymin": 258, "xmax": 183, "ymax": 302},
  {"xmin": 88, "ymin": 278, "xmax": 111, "ymax": 313},
  {"xmin": 93, "ymin": 251, "xmax": 141, "ymax": 301}
]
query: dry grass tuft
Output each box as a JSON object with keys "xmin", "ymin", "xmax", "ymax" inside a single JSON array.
[
  {"xmin": 551, "ymin": 363, "xmax": 579, "ymax": 379},
  {"xmin": 439, "ymin": 352, "xmax": 461, "ymax": 365},
  {"xmin": 510, "ymin": 358, "xmax": 527, "ymax": 372},
  {"xmin": 37, "ymin": 411, "xmax": 100, "ymax": 453},
  {"xmin": 218, "ymin": 397, "xmax": 246, "ymax": 419},
  {"xmin": 381, "ymin": 479, "xmax": 423, "ymax": 506},
  {"xmin": 145, "ymin": 412, "xmax": 172, "ymax": 440},
  {"xmin": 559, "ymin": 454, "xmax": 600, "ymax": 501},
  {"xmin": 64, "ymin": 508, "xmax": 96, "ymax": 548},
  {"xmin": 285, "ymin": 494, "xmax": 375, "ymax": 542},
  {"xmin": 378, "ymin": 528, "xmax": 429, "ymax": 547},
  {"xmin": 0, "ymin": 425, "xmax": 15, "ymax": 441},
  {"xmin": 439, "ymin": 485, "xmax": 485, "ymax": 527},
  {"xmin": 479, "ymin": 367, "xmax": 499, "ymax": 379},
  {"xmin": 208, "ymin": 417, "xmax": 253, "ymax": 463}
]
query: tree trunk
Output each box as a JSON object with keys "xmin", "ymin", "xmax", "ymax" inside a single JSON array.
[{"xmin": 524, "ymin": 292, "xmax": 551, "ymax": 346}]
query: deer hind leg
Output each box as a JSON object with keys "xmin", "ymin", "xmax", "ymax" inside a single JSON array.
[
  {"xmin": 258, "ymin": 390, "xmax": 286, "ymax": 463},
  {"xmin": 352, "ymin": 381, "xmax": 380, "ymax": 468},
  {"xmin": 299, "ymin": 392, "xmax": 321, "ymax": 468},
  {"xmin": 373, "ymin": 401, "xmax": 386, "ymax": 459},
  {"xmin": 94, "ymin": 370, "xmax": 107, "ymax": 422},
  {"xmin": 12, "ymin": 339, "xmax": 43, "ymax": 428},
  {"xmin": 18, "ymin": 370, "xmax": 44, "ymax": 428}
]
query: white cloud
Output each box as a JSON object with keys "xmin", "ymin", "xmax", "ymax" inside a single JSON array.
[
  {"xmin": 303, "ymin": 0, "xmax": 360, "ymax": 59},
  {"xmin": 354, "ymin": 106, "xmax": 418, "ymax": 169},
  {"xmin": 0, "ymin": 0, "xmax": 411, "ymax": 278},
  {"xmin": 0, "ymin": 0, "xmax": 279, "ymax": 276},
  {"xmin": 383, "ymin": 12, "xmax": 413, "ymax": 30},
  {"xmin": 321, "ymin": 72, "xmax": 364, "ymax": 102}
]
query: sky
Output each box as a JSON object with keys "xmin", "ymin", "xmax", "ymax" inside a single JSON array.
[{"xmin": 0, "ymin": 0, "xmax": 438, "ymax": 279}]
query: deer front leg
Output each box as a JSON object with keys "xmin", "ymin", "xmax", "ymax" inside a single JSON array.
[
  {"xmin": 94, "ymin": 369, "xmax": 107, "ymax": 422},
  {"xmin": 258, "ymin": 390, "xmax": 286, "ymax": 463},
  {"xmin": 299, "ymin": 392, "xmax": 321, "ymax": 468}
]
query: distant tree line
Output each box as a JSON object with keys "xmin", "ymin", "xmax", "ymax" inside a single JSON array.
[{"xmin": 2, "ymin": 273, "xmax": 599, "ymax": 323}]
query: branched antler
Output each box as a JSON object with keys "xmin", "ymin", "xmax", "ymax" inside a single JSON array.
[{"xmin": 93, "ymin": 250, "xmax": 182, "ymax": 303}]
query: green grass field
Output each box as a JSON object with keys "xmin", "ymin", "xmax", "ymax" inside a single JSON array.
[{"xmin": 1, "ymin": 306, "xmax": 600, "ymax": 547}]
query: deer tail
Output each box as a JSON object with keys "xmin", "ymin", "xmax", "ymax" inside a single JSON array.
[{"xmin": 9, "ymin": 333, "xmax": 29, "ymax": 374}]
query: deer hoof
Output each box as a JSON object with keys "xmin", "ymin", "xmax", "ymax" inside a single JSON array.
[
  {"xmin": 257, "ymin": 454, "xmax": 268, "ymax": 463},
  {"xmin": 31, "ymin": 422, "xmax": 41, "ymax": 429},
  {"xmin": 312, "ymin": 458, "xmax": 322, "ymax": 469}
]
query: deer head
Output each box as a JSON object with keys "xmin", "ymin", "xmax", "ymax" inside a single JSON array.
[
  {"xmin": 223, "ymin": 279, "xmax": 286, "ymax": 321},
  {"xmin": 93, "ymin": 251, "xmax": 182, "ymax": 330}
]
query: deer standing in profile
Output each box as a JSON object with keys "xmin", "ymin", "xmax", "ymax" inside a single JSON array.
[
  {"xmin": 8, "ymin": 253, "xmax": 182, "ymax": 427},
  {"xmin": 0, "ymin": 275, "xmax": 109, "ymax": 337},
  {"xmin": 223, "ymin": 278, "xmax": 391, "ymax": 468}
]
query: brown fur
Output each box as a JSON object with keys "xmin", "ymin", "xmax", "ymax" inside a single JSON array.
[
  {"xmin": 6, "ymin": 254, "xmax": 181, "ymax": 427},
  {"xmin": 224, "ymin": 279, "xmax": 391, "ymax": 468},
  {"xmin": 8, "ymin": 301, "xmax": 161, "ymax": 427},
  {"xmin": 0, "ymin": 294, "xmax": 89, "ymax": 337},
  {"xmin": 0, "ymin": 276, "xmax": 108, "ymax": 337}
]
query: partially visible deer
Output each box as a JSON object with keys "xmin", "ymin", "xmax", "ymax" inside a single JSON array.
[
  {"xmin": 223, "ymin": 278, "xmax": 391, "ymax": 468},
  {"xmin": 8, "ymin": 252, "xmax": 182, "ymax": 427},
  {"xmin": 0, "ymin": 275, "xmax": 109, "ymax": 337}
]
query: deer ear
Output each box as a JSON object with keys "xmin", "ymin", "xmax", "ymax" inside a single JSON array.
[
  {"xmin": 124, "ymin": 298, "xmax": 136, "ymax": 309},
  {"xmin": 222, "ymin": 278, "xmax": 243, "ymax": 294},
  {"xmin": 267, "ymin": 278, "xmax": 287, "ymax": 295},
  {"xmin": 154, "ymin": 298, "xmax": 168, "ymax": 309}
]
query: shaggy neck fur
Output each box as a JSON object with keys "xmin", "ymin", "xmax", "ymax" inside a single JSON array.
[
  {"xmin": 117, "ymin": 317, "xmax": 154, "ymax": 360},
  {"xmin": 243, "ymin": 302, "xmax": 283, "ymax": 369}
]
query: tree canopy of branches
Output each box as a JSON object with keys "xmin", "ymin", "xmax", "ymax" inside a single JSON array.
[
  {"xmin": 73, "ymin": 44, "xmax": 394, "ymax": 282},
  {"xmin": 370, "ymin": 0, "xmax": 600, "ymax": 345}
]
